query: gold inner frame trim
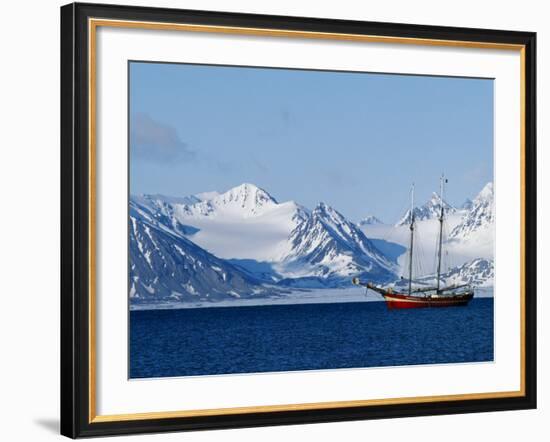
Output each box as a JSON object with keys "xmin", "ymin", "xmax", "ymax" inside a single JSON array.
[
  {"xmin": 90, "ymin": 18, "xmax": 525, "ymax": 50},
  {"xmin": 88, "ymin": 18, "xmax": 527, "ymax": 424},
  {"xmin": 91, "ymin": 390, "xmax": 524, "ymax": 423}
]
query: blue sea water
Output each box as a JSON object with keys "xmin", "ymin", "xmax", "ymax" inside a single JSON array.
[{"xmin": 129, "ymin": 298, "xmax": 493, "ymax": 379}]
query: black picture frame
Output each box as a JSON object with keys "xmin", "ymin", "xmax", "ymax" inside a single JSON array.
[{"xmin": 61, "ymin": 2, "xmax": 537, "ymax": 438}]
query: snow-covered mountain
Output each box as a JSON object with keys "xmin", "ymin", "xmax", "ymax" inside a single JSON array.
[
  {"xmin": 391, "ymin": 258, "xmax": 494, "ymax": 289},
  {"xmin": 396, "ymin": 192, "xmax": 457, "ymax": 226},
  {"xmin": 131, "ymin": 195, "xmax": 200, "ymax": 237},
  {"xmin": 275, "ymin": 202, "xmax": 396, "ymax": 286},
  {"xmin": 361, "ymin": 182, "xmax": 494, "ymax": 283},
  {"xmin": 130, "ymin": 184, "xmax": 398, "ymax": 295},
  {"xmin": 129, "ymin": 207, "xmax": 280, "ymax": 303},
  {"xmin": 358, "ymin": 215, "xmax": 383, "ymax": 226},
  {"xmin": 133, "ymin": 193, "xmax": 201, "ymax": 206},
  {"xmin": 131, "ymin": 184, "xmax": 309, "ymax": 261},
  {"xmin": 129, "ymin": 181, "xmax": 494, "ymax": 303},
  {"xmin": 132, "ymin": 183, "xmax": 296, "ymax": 221},
  {"xmin": 440, "ymin": 258, "xmax": 494, "ymax": 287},
  {"xmin": 179, "ymin": 183, "xmax": 281, "ymax": 219},
  {"xmin": 450, "ymin": 182, "xmax": 494, "ymax": 240}
]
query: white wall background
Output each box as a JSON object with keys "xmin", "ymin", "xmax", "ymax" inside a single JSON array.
[{"xmin": 0, "ymin": 0, "xmax": 546, "ymax": 440}]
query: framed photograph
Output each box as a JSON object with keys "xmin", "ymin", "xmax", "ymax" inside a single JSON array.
[{"xmin": 60, "ymin": 2, "xmax": 536, "ymax": 438}]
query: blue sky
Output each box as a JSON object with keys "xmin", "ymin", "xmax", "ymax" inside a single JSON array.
[{"xmin": 130, "ymin": 62, "xmax": 493, "ymax": 223}]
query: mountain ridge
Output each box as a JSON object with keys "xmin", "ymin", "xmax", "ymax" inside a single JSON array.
[
  {"xmin": 129, "ymin": 181, "xmax": 494, "ymax": 303},
  {"xmin": 450, "ymin": 182, "xmax": 494, "ymax": 240},
  {"xmin": 396, "ymin": 192, "xmax": 457, "ymax": 226},
  {"xmin": 358, "ymin": 215, "xmax": 383, "ymax": 226},
  {"xmin": 129, "ymin": 209, "xmax": 284, "ymax": 303},
  {"xmin": 275, "ymin": 202, "xmax": 396, "ymax": 285}
]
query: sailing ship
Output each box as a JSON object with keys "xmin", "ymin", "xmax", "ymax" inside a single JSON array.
[{"xmin": 353, "ymin": 175, "xmax": 474, "ymax": 309}]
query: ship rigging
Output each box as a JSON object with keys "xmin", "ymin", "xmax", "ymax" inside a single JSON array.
[{"xmin": 353, "ymin": 175, "xmax": 474, "ymax": 309}]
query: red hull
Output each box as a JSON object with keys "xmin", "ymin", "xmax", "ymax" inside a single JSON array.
[{"xmin": 383, "ymin": 292, "xmax": 474, "ymax": 309}]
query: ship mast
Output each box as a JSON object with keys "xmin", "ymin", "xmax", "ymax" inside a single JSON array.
[
  {"xmin": 436, "ymin": 174, "xmax": 446, "ymax": 293},
  {"xmin": 408, "ymin": 183, "xmax": 415, "ymax": 296}
]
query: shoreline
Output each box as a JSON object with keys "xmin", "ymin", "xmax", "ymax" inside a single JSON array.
[{"xmin": 130, "ymin": 287, "xmax": 494, "ymax": 311}]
